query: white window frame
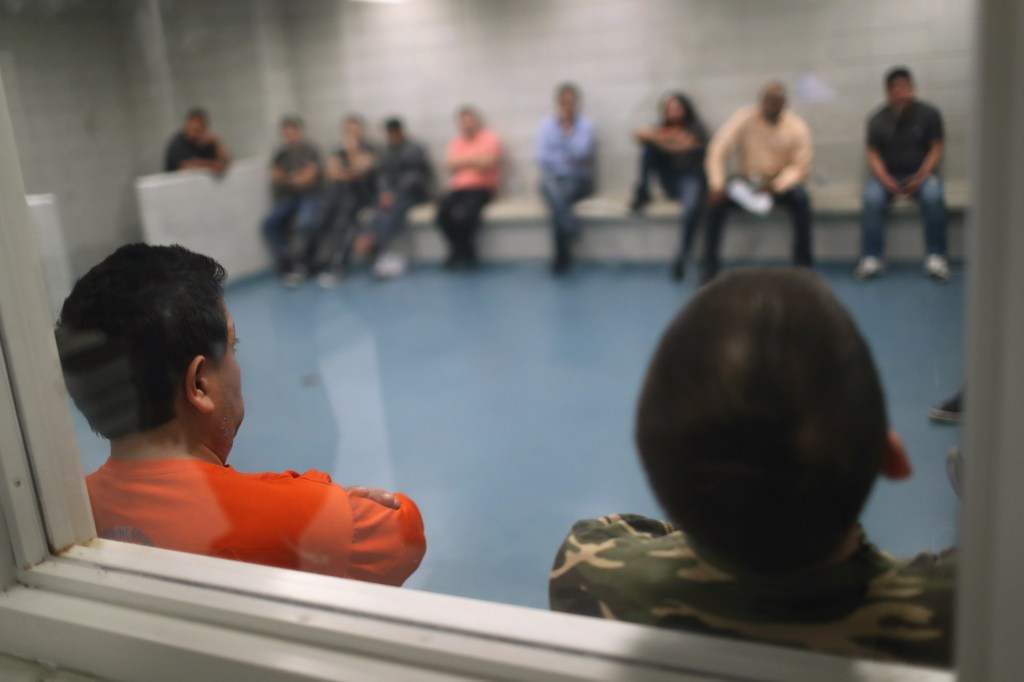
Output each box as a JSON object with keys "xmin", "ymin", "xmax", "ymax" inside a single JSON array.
[{"xmin": 0, "ymin": 0, "xmax": 1021, "ymax": 678}]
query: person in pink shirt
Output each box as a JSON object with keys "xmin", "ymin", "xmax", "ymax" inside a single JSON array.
[{"xmin": 436, "ymin": 106, "xmax": 502, "ymax": 269}]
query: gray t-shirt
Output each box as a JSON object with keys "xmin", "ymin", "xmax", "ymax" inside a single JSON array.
[{"xmin": 271, "ymin": 142, "xmax": 323, "ymax": 198}]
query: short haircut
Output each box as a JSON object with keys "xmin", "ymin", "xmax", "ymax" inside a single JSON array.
[
  {"xmin": 635, "ymin": 269, "xmax": 888, "ymax": 574},
  {"xmin": 343, "ymin": 113, "xmax": 365, "ymax": 126},
  {"xmin": 280, "ymin": 115, "xmax": 304, "ymax": 129},
  {"xmin": 886, "ymin": 66, "xmax": 914, "ymax": 89},
  {"xmin": 385, "ymin": 117, "xmax": 403, "ymax": 134},
  {"xmin": 56, "ymin": 244, "xmax": 228, "ymax": 440},
  {"xmin": 185, "ymin": 107, "xmax": 208, "ymax": 123},
  {"xmin": 457, "ymin": 105, "xmax": 481, "ymax": 121},
  {"xmin": 556, "ymin": 82, "xmax": 580, "ymax": 100}
]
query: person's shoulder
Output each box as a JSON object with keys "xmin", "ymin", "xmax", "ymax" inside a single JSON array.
[
  {"xmin": 867, "ymin": 104, "xmax": 891, "ymax": 125},
  {"xmin": 914, "ymin": 100, "xmax": 944, "ymax": 119},
  {"xmin": 554, "ymin": 514, "xmax": 690, "ymax": 574}
]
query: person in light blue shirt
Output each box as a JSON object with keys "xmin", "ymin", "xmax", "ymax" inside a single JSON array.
[{"xmin": 536, "ymin": 83, "xmax": 596, "ymax": 275}]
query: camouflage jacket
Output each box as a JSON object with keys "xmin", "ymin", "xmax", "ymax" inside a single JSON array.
[{"xmin": 550, "ymin": 514, "xmax": 954, "ymax": 668}]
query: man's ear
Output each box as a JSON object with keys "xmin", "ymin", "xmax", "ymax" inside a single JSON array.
[
  {"xmin": 880, "ymin": 430, "xmax": 912, "ymax": 480},
  {"xmin": 183, "ymin": 355, "xmax": 215, "ymax": 415}
]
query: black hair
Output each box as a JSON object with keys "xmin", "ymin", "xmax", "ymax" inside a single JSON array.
[
  {"xmin": 885, "ymin": 66, "xmax": 914, "ymax": 89},
  {"xmin": 635, "ymin": 269, "xmax": 888, "ymax": 574},
  {"xmin": 280, "ymin": 115, "xmax": 304, "ymax": 129},
  {"xmin": 185, "ymin": 107, "xmax": 209, "ymax": 123},
  {"xmin": 385, "ymin": 117, "xmax": 404, "ymax": 134},
  {"xmin": 556, "ymin": 82, "xmax": 580, "ymax": 101},
  {"xmin": 660, "ymin": 91, "xmax": 706, "ymax": 133},
  {"xmin": 55, "ymin": 244, "xmax": 228, "ymax": 440}
]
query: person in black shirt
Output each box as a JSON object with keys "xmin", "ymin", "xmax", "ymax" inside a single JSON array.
[
  {"xmin": 164, "ymin": 107, "xmax": 230, "ymax": 174},
  {"xmin": 629, "ymin": 92, "xmax": 709, "ymax": 280},
  {"xmin": 353, "ymin": 118, "xmax": 432, "ymax": 280},
  {"xmin": 311, "ymin": 114, "xmax": 377, "ymax": 288},
  {"xmin": 260, "ymin": 116, "xmax": 324, "ymax": 285},
  {"xmin": 857, "ymin": 67, "xmax": 949, "ymax": 282}
]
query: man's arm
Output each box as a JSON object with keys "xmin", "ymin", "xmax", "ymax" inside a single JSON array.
[
  {"xmin": 346, "ymin": 492, "xmax": 426, "ymax": 586},
  {"xmin": 770, "ymin": 120, "xmax": 813, "ymax": 194},
  {"xmin": 705, "ymin": 108, "xmax": 748, "ymax": 201},
  {"xmin": 290, "ymin": 161, "xmax": 320, "ymax": 191},
  {"xmin": 903, "ymin": 139, "xmax": 944, "ymax": 195},
  {"xmin": 867, "ymin": 147, "xmax": 904, "ymax": 195}
]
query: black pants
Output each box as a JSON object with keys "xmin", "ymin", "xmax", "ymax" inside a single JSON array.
[
  {"xmin": 437, "ymin": 188, "xmax": 492, "ymax": 262},
  {"xmin": 312, "ymin": 181, "xmax": 374, "ymax": 272},
  {"xmin": 702, "ymin": 184, "xmax": 813, "ymax": 279}
]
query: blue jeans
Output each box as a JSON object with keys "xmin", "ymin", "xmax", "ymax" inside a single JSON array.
[
  {"xmin": 540, "ymin": 175, "xmax": 594, "ymax": 267},
  {"xmin": 262, "ymin": 193, "xmax": 322, "ymax": 269},
  {"xmin": 861, "ymin": 174, "xmax": 948, "ymax": 258},
  {"xmin": 368, "ymin": 191, "xmax": 423, "ymax": 253},
  {"xmin": 634, "ymin": 144, "xmax": 706, "ymax": 260},
  {"xmin": 703, "ymin": 183, "xmax": 813, "ymax": 279}
]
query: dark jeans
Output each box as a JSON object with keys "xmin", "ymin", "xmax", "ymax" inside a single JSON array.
[
  {"xmin": 314, "ymin": 181, "xmax": 374, "ymax": 272},
  {"xmin": 368, "ymin": 190, "xmax": 426, "ymax": 253},
  {"xmin": 261, "ymin": 193, "xmax": 323, "ymax": 271},
  {"xmin": 861, "ymin": 173, "xmax": 947, "ymax": 258},
  {"xmin": 635, "ymin": 143, "xmax": 706, "ymax": 261},
  {"xmin": 539, "ymin": 174, "xmax": 593, "ymax": 265},
  {"xmin": 437, "ymin": 188, "xmax": 493, "ymax": 262},
  {"xmin": 703, "ymin": 183, "xmax": 813, "ymax": 279}
]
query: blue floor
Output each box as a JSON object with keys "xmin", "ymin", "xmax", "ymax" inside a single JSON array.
[{"xmin": 72, "ymin": 261, "xmax": 963, "ymax": 610}]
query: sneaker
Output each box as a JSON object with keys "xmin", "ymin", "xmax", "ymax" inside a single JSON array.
[
  {"xmin": 372, "ymin": 252, "xmax": 407, "ymax": 280},
  {"xmin": 316, "ymin": 270, "xmax": 341, "ymax": 289},
  {"xmin": 282, "ymin": 267, "xmax": 307, "ymax": 288},
  {"xmin": 925, "ymin": 254, "xmax": 950, "ymax": 281},
  {"xmin": 854, "ymin": 256, "xmax": 884, "ymax": 280},
  {"xmin": 629, "ymin": 190, "xmax": 651, "ymax": 215},
  {"xmin": 929, "ymin": 390, "xmax": 963, "ymax": 423}
]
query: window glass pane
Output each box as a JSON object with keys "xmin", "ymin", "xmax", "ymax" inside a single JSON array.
[{"xmin": 1, "ymin": 0, "xmax": 971, "ymax": 671}]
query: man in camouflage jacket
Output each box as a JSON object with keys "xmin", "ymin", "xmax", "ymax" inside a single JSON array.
[{"xmin": 550, "ymin": 269, "xmax": 954, "ymax": 668}]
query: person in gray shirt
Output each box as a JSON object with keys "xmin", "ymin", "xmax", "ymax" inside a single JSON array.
[
  {"xmin": 260, "ymin": 116, "xmax": 323, "ymax": 286},
  {"xmin": 354, "ymin": 118, "xmax": 432, "ymax": 279}
]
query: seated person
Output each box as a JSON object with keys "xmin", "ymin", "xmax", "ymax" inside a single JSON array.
[
  {"xmin": 550, "ymin": 269, "xmax": 953, "ymax": 668},
  {"xmin": 630, "ymin": 92, "xmax": 709, "ymax": 280},
  {"xmin": 55, "ymin": 244, "xmax": 425, "ymax": 586},
  {"xmin": 261, "ymin": 116, "xmax": 324, "ymax": 285},
  {"xmin": 856, "ymin": 66, "xmax": 950, "ymax": 282},
  {"xmin": 354, "ymin": 118, "xmax": 432, "ymax": 280},
  {"xmin": 536, "ymin": 83, "xmax": 596, "ymax": 276},
  {"xmin": 164, "ymin": 107, "xmax": 231, "ymax": 173},
  {"xmin": 436, "ymin": 106, "xmax": 502, "ymax": 270},
  {"xmin": 703, "ymin": 82, "xmax": 814, "ymax": 284},
  {"xmin": 313, "ymin": 114, "xmax": 378, "ymax": 288}
]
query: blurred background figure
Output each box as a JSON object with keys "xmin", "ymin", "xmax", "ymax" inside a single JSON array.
[
  {"xmin": 261, "ymin": 116, "xmax": 324, "ymax": 286},
  {"xmin": 436, "ymin": 106, "xmax": 501, "ymax": 270},
  {"xmin": 164, "ymin": 107, "xmax": 231, "ymax": 174},
  {"xmin": 630, "ymin": 92, "xmax": 709, "ymax": 281},
  {"xmin": 355, "ymin": 118, "xmax": 433, "ymax": 280},
  {"xmin": 314, "ymin": 114, "xmax": 377, "ymax": 288},
  {"xmin": 536, "ymin": 83, "xmax": 596, "ymax": 276}
]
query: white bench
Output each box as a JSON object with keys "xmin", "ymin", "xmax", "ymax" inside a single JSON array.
[
  {"xmin": 133, "ymin": 158, "xmax": 969, "ymax": 276},
  {"xmin": 26, "ymin": 193, "xmax": 72, "ymax": 321},
  {"xmin": 403, "ymin": 181, "xmax": 969, "ymax": 263},
  {"xmin": 136, "ymin": 157, "xmax": 272, "ymax": 282}
]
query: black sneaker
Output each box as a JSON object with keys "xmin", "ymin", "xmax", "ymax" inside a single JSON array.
[
  {"xmin": 629, "ymin": 191, "xmax": 651, "ymax": 216},
  {"xmin": 929, "ymin": 390, "xmax": 963, "ymax": 423}
]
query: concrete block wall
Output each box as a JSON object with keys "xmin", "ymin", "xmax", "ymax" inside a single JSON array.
[
  {"xmin": 291, "ymin": 0, "xmax": 975, "ymax": 200},
  {"xmin": 0, "ymin": 0, "xmax": 976, "ymax": 276}
]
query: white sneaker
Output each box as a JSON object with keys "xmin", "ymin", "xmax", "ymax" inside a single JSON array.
[
  {"xmin": 282, "ymin": 269, "xmax": 306, "ymax": 288},
  {"xmin": 925, "ymin": 254, "xmax": 950, "ymax": 282},
  {"xmin": 854, "ymin": 256, "xmax": 884, "ymax": 280},
  {"xmin": 372, "ymin": 252, "xmax": 407, "ymax": 280},
  {"xmin": 316, "ymin": 271, "xmax": 339, "ymax": 289}
]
